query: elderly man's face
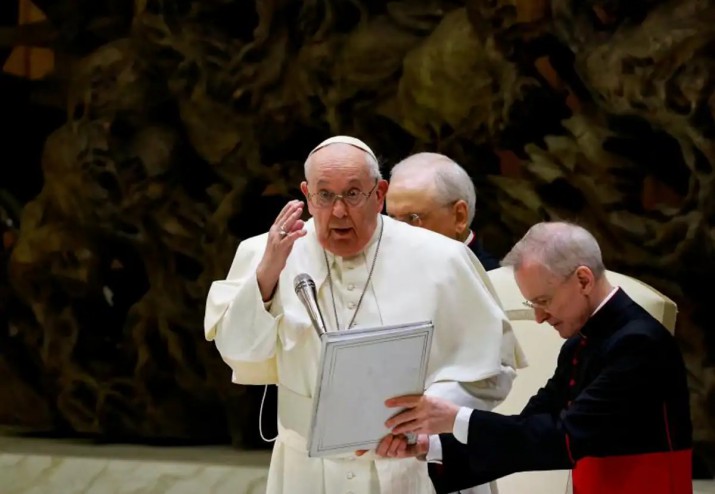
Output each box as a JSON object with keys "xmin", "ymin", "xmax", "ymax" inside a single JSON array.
[
  {"xmin": 300, "ymin": 145, "xmax": 388, "ymax": 257},
  {"xmin": 386, "ymin": 177, "xmax": 466, "ymax": 240},
  {"xmin": 515, "ymin": 261, "xmax": 595, "ymax": 339}
]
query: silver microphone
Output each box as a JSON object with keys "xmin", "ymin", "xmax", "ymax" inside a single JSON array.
[{"xmin": 294, "ymin": 273, "xmax": 327, "ymax": 337}]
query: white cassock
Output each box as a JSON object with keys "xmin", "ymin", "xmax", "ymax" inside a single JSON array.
[{"xmin": 204, "ymin": 215, "xmax": 526, "ymax": 494}]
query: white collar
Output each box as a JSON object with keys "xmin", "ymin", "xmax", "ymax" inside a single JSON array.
[
  {"xmin": 464, "ymin": 230, "xmax": 475, "ymax": 245},
  {"xmin": 592, "ymin": 286, "xmax": 619, "ymax": 316}
]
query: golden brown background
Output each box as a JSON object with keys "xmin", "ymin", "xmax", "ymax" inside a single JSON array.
[{"xmin": 0, "ymin": 0, "xmax": 713, "ymax": 478}]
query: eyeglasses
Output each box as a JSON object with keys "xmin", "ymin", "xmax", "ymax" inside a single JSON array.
[
  {"xmin": 307, "ymin": 181, "xmax": 378, "ymax": 209},
  {"xmin": 390, "ymin": 201, "xmax": 458, "ymax": 227},
  {"xmin": 523, "ymin": 299, "xmax": 552, "ymax": 310},
  {"xmin": 390, "ymin": 213, "xmax": 422, "ymax": 226},
  {"xmin": 522, "ymin": 270, "xmax": 577, "ymax": 310}
]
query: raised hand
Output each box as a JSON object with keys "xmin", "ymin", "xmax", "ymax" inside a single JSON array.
[{"xmin": 256, "ymin": 200, "xmax": 307, "ymax": 301}]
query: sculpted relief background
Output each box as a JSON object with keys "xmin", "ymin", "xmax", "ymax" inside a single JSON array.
[{"xmin": 0, "ymin": 0, "xmax": 713, "ymax": 476}]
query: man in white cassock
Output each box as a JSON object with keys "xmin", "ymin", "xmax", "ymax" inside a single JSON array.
[{"xmin": 204, "ymin": 135, "xmax": 524, "ymax": 494}]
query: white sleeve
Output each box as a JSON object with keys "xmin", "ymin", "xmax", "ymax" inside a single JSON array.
[
  {"xmin": 424, "ymin": 364, "xmax": 516, "ymax": 411},
  {"xmin": 204, "ymin": 235, "xmax": 282, "ymax": 367},
  {"xmin": 426, "ymin": 435, "xmax": 443, "ymax": 463},
  {"xmin": 212, "ymin": 275, "xmax": 282, "ymax": 363},
  {"xmin": 453, "ymin": 407, "xmax": 473, "ymax": 444}
]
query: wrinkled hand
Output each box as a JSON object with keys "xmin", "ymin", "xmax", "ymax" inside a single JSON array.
[
  {"xmin": 355, "ymin": 433, "xmax": 429, "ymax": 459},
  {"xmin": 257, "ymin": 200, "xmax": 307, "ymax": 300},
  {"xmin": 384, "ymin": 394, "xmax": 460, "ymax": 436}
]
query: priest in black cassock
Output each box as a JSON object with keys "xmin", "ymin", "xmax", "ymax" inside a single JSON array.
[{"xmin": 372, "ymin": 221, "xmax": 693, "ymax": 494}]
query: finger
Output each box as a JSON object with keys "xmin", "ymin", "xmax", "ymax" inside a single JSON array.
[
  {"xmin": 288, "ymin": 219, "xmax": 305, "ymax": 233},
  {"xmin": 282, "ymin": 228, "xmax": 307, "ymax": 244},
  {"xmin": 391, "ymin": 420, "xmax": 422, "ymax": 436},
  {"xmin": 387, "ymin": 436, "xmax": 406, "ymax": 457},
  {"xmin": 280, "ymin": 204, "xmax": 304, "ymax": 232},
  {"xmin": 274, "ymin": 200, "xmax": 301, "ymax": 226},
  {"xmin": 394, "ymin": 438, "xmax": 408, "ymax": 457},
  {"xmin": 274, "ymin": 219, "xmax": 305, "ymax": 244},
  {"xmin": 275, "ymin": 200, "xmax": 303, "ymax": 226},
  {"xmin": 385, "ymin": 395, "xmax": 422, "ymax": 408},
  {"xmin": 375, "ymin": 435, "xmax": 395, "ymax": 457},
  {"xmin": 385, "ymin": 409, "xmax": 419, "ymax": 429},
  {"xmin": 355, "ymin": 449, "xmax": 368, "ymax": 457},
  {"xmin": 273, "ymin": 202, "xmax": 293, "ymax": 226}
]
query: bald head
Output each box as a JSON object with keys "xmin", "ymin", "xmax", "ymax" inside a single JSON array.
[{"xmin": 386, "ymin": 153, "xmax": 476, "ymax": 241}]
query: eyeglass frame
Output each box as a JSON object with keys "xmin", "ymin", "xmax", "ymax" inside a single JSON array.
[
  {"xmin": 390, "ymin": 200, "xmax": 460, "ymax": 227},
  {"xmin": 522, "ymin": 268, "xmax": 579, "ymax": 310},
  {"xmin": 305, "ymin": 179, "xmax": 379, "ymax": 209}
]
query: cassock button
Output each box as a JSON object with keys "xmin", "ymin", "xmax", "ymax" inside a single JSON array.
[
  {"xmin": 572, "ymin": 358, "xmax": 578, "ymax": 366},
  {"xmin": 348, "ymin": 302, "xmax": 356, "ymax": 309},
  {"xmin": 347, "ymin": 472, "xmax": 355, "ymax": 479},
  {"xmin": 569, "ymin": 378, "xmax": 576, "ymax": 387}
]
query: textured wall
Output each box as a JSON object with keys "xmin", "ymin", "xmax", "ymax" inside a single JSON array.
[{"xmin": 0, "ymin": 0, "xmax": 713, "ymax": 474}]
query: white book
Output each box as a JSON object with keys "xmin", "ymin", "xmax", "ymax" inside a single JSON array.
[{"xmin": 307, "ymin": 320, "xmax": 434, "ymax": 458}]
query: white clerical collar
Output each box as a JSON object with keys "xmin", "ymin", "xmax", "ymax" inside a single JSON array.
[
  {"xmin": 592, "ymin": 286, "xmax": 619, "ymax": 316},
  {"xmin": 464, "ymin": 230, "xmax": 475, "ymax": 245}
]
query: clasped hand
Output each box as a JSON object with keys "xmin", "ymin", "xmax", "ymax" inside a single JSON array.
[{"xmin": 356, "ymin": 394, "xmax": 460, "ymax": 458}]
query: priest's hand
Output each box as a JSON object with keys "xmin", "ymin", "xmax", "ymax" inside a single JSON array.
[
  {"xmin": 384, "ymin": 394, "xmax": 460, "ymax": 436},
  {"xmin": 257, "ymin": 200, "xmax": 307, "ymax": 301},
  {"xmin": 355, "ymin": 433, "xmax": 429, "ymax": 459}
]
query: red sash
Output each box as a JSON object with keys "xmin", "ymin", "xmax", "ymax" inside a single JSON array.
[{"xmin": 573, "ymin": 449, "xmax": 692, "ymax": 494}]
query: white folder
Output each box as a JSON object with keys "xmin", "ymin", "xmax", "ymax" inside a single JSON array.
[{"xmin": 307, "ymin": 320, "xmax": 434, "ymax": 458}]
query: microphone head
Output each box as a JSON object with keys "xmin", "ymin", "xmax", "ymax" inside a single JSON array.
[{"xmin": 294, "ymin": 273, "xmax": 316, "ymax": 293}]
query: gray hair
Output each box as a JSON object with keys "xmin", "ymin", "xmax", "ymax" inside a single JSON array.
[
  {"xmin": 304, "ymin": 146, "xmax": 382, "ymax": 180},
  {"xmin": 390, "ymin": 153, "xmax": 476, "ymax": 224},
  {"xmin": 501, "ymin": 221, "xmax": 606, "ymax": 279}
]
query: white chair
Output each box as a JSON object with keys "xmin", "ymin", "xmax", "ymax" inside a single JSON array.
[{"xmin": 488, "ymin": 266, "xmax": 678, "ymax": 494}]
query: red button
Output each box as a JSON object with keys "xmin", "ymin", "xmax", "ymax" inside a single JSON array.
[
  {"xmin": 572, "ymin": 358, "xmax": 578, "ymax": 365},
  {"xmin": 569, "ymin": 379, "xmax": 576, "ymax": 387}
]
